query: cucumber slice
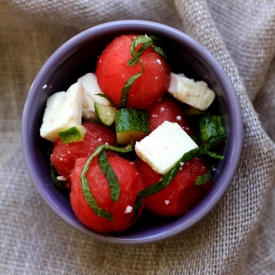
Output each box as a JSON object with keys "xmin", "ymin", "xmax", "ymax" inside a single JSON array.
[
  {"xmin": 196, "ymin": 115, "xmax": 225, "ymax": 144},
  {"xmin": 115, "ymin": 108, "xmax": 150, "ymax": 145},
  {"xmin": 57, "ymin": 125, "xmax": 86, "ymax": 144},
  {"xmin": 94, "ymin": 103, "xmax": 117, "ymax": 126}
]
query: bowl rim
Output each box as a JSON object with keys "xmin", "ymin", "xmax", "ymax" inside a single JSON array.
[{"xmin": 21, "ymin": 19, "xmax": 243, "ymax": 245}]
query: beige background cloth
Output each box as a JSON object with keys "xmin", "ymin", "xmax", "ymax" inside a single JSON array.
[{"xmin": 1, "ymin": 0, "xmax": 275, "ymax": 274}]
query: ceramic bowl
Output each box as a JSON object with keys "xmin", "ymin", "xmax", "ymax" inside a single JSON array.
[{"xmin": 22, "ymin": 20, "xmax": 243, "ymax": 244}]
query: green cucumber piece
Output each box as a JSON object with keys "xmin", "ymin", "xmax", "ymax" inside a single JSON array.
[
  {"xmin": 57, "ymin": 125, "xmax": 86, "ymax": 144},
  {"xmin": 94, "ymin": 103, "xmax": 117, "ymax": 126},
  {"xmin": 115, "ymin": 108, "xmax": 150, "ymax": 145},
  {"xmin": 196, "ymin": 115, "xmax": 225, "ymax": 144}
]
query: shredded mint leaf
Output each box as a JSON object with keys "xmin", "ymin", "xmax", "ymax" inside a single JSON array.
[
  {"xmin": 128, "ymin": 35, "xmax": 166, "ymax": 66},
  {"xmin": 81, "ymin": 142, "xmax": 133, "ymax": 222},
  {"xmin": 205, "ymin": 151, "xmax": 224, "ymax": 160},
  {"xmin": 127, "ymin": 42, "xmax": 150, "ymax": 66},
  {"xmin": 132, "ymin": 134, "xmax": 226, "ymax": 221},
  {"xmin": 132, "ymin": 35, "xmax": 153, "ymax": 48},
  {"xmin": 82, "ymin": 174, "xmax": 113, "ymax": 221},
  {"xmin": 195, "ymin": 165, "xmax": 215, "ymax": 185},
  {"xmin": 98, "ymin": 149, "xmax": 120, "ymax": 202},
  {"xmin": 120, "ymin": 72, "xmax": 142, "ymax": 108},
  {"xmin": 121, "ymin": 35, "xmax": 166, "ymax": 108},
  {"xmin": 151, "ymin": 45, "xmax": 167, "ymax": 58}
]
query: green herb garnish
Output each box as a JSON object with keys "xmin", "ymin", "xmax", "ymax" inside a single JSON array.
[
  {"xmin": 132, "ymin": 134, "xmax": 226, "ymax": 221},
  {"xmin": 119, "ymin": 34, "xmax": 166, "ymax": 107},
  {"xmin": 98, "ymin": 149, "xmax": 120, "ymax": 202},
  {"xmin": 81, "ymin": 142, "xmax": 133, "ymax": 222},
  {"xmin": 195, "ymin": 165, "xmax": 215, "ymax": 185},
  {"xmin": 127, "ymin": 35, "xmax": 166, "ymax": 66},
  {"xmin": 205, "ymin": 151, "xmax": 224, "ymax": 160},
  {"xmin": 120, "ymin": 72, "xmax": 143, "ymax": 108}
]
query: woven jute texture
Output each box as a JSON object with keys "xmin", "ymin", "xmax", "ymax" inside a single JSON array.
[{"xmin": 1, "ymin": 0, "xmax": 275, "ymax": 274}]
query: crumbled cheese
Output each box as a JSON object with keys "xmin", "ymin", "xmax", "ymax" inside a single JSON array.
[
  {"xmin": 124, "ymin": 205, "xmax": 133, "ymax": 214},
  {"xmin": 176, "ymin": 116, "xmax": 182, "ymax": 121},
  {"xmin": 98, "ymin": 138, "xmax": 102, "ymax": 142},
  {"xmin": 165, "ymin": 200, "xmax": 170, "ymax": 205},
  {"xmin": 68, "ymin": 151, "xmax": 71, "ymax": 154},
  {"xmin": 160, "ymin": 107, "xmax": 165, "ymax": 112},
  {"xmin": 59, "ymin": 158, "xmax": 63, "ymax": 161},
  {"xmin": 156, "ymin": 59, "xmax": 161, "ymax": 65},
  {"xmin": 42, "ymin": 84, "xmax": 47, "ymax": 89},
  {"xmin": 152, "ymin": 114, "xmax": 158, "ymax": 118},
  {"xmin": 56, "ymin": 176, "xmax": 66, "ymax": 181}
]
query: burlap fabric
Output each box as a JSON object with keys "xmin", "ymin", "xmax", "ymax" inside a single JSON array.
[{"xmin": 1, "ymin": 0, "xmax": 275, "ymax": 274}]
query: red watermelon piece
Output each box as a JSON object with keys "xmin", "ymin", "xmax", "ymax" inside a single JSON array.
[
  {"xmin": 137, "ymin": 157, "xmax": 212, "ymax": 217},
  {"xmin": 95, "ymin": 34, "xmax": 170, "ymax": 109},
  {"xmin": 148, "ymin": 96, "xmax": 193, "ymax": 135},
  {"xmin": 51, "ymin": 121, "xmax": 115, "ymax": 188},
  {"xmin": 70, "ymin": 153, "xmax": 145, "ymax": 233}
]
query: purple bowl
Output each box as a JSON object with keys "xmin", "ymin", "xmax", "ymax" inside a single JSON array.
[{"xmin": 21, "ymin": 20, "xmax": 243, "ymax": 244}]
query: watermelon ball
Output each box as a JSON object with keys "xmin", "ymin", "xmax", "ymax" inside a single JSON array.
[
  {"xmin": 148, "ymin": 96, "xmax": 193, "ymax": 135},
  {"xmin": 70, "ymin": 153, "xmax": 145, "ymax": 233},
  {"xmin": 137, "ymin": 157, "xmax": 212, "ymax": 217},
  {"xmin": 95, "ymin": 34, "xmax": 170, "ymax": 109},
  {"xmin": 51, "ymin": 122, "xmax": 115, "ymax": 189}
]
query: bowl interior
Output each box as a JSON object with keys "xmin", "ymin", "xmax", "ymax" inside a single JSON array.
[{"xmin": 22, "ymin": 20, "xmax": 242, "ymax": 244}]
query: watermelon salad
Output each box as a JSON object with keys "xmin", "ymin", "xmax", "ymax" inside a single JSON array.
[{"xmin": 40, "ymin": 34, "xmax": 226, "ymax": 233}]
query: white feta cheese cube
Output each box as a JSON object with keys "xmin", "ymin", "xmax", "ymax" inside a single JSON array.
[
  {"xmin": 40, "ymin": 92, "xmax": 65, "ymax": 142},
  {"xmin": 40, "ymin": 82, "xmax": 84, "ymax": 142},
  {"xmin": 135, "ymin": 121, "xmax": 198, "ymax": 175},
  {"xmin": 168, "ymin": 73, "xmax": 215, "ymax": 111},
  {"xmin": 78, "ymin": 73, "xmax": 110, "ymax": 120}
]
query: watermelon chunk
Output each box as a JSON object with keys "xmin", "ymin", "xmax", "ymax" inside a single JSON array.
[
  {"xmin": 95, "ymin": 34, "xmax": 170, "ymax": 109},
  {"xmin": 148, "ymin": 96, "xmax": 193, "ymax": 135},
  {"xmin": 70, "ymin": 153, "xmax": 145, "ymax": 233},
  {"xmin": 51, "ymin": 121, "xmax": 115, "ymax": 188},
  {"xmin": 137, "ymin": 157, "xmax": 212, "ymax": 217}
]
